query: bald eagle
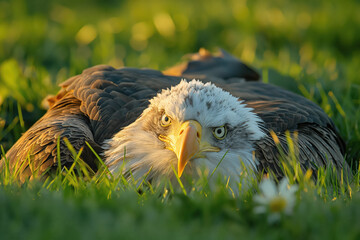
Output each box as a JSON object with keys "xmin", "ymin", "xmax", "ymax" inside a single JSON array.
[{"xmin": 1, "ymin": 49, "xmax": 349, "ymax": 185}]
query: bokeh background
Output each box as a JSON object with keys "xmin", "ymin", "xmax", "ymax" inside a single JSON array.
[{"xmin": 0, "ymin": 0, "xmax": 359, "ymax": 163}]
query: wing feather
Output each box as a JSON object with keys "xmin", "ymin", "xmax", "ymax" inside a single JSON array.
[{"xmin": 224, "ymin": 81, "xmax": 348, "ymax": 178}]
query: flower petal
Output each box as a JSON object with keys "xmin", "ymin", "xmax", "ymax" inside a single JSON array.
[
  {"xmin": 259, "ymin": 179, "xmax": 277, "ymax": 199},
  {"xmin": 253, "ymin": 206, "xmax": 267, "ymax": 214},
  {"xmin": 281, "ymin": 186, "xmax": 298, "ymax": 201},
  {"xmin": 278, "ymin": 178, "xmax": 289, "ymax": 194},
  {"xmin": 253, "ymin": 195, "xmax": 269, "ymax": 205}
]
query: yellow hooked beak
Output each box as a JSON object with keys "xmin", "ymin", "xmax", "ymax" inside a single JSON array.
[{"xmin": 172, "ymin": 120, "xmax": 220, "ymax": 177}]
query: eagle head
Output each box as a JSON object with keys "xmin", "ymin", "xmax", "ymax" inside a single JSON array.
[{"xmin": 104, "ymin": 80, "xmax": 265, "ymax": 188}]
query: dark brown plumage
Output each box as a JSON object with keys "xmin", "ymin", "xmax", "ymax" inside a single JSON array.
[{"xmin": 1, "ymin": 49, "xmax": 349, "ymax": 182}]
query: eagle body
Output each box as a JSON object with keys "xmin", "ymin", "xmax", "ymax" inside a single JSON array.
[{"xmin": 1, "ymin": 50, "xmax": 349, "ymax": 185}]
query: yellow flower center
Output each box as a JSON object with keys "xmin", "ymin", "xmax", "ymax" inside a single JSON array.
[{"xmin": 269, "ymin": 196, "xmax": 287, "ymax": 212}]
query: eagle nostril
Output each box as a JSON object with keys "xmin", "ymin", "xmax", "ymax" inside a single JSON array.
[
  {"xmin": 197, "ymin": 132, "xmax": 200, "ymax": 138},
  {"xmin": 179, "ymin": 129, "xmax": 184, "ymax": 135}
]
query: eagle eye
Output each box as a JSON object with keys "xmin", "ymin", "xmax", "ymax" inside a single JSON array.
[
  {"xmin": 213, "ymin": 126, "xmax": 227, "ymax": 140},
  {"xmin": 160, "ymin": 114, "xmax": 171, "ymax": 127}
]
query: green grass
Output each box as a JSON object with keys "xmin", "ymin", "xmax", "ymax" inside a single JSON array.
[
  {"xmin": 0, "ymin": 153, "xmax": 359, "ymax": 240},
  {"xmin": 1, "ymin": 0, "xmax": 360, "ymax": 239}
]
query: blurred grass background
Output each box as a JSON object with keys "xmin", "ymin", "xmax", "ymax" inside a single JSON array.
[{"xmin": 0, "ymin": 0, "xmax": 360, "ymax": 239}]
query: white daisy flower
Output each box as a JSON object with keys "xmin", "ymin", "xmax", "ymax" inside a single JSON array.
[{"xmin": 253, "ymin": 178, "xmax": 298, "ymax": 223}]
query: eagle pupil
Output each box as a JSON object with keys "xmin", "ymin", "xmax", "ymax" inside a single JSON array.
[
  {"xmin": 161, "ymin": 114, "xmax": 171, "ymax": 127},
  {"xmin": 213, "ymin": 126, "xmax": 226, "ymax": 139}
]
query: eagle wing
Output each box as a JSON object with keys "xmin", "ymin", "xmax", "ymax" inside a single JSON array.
[
  {"xmin": 222, "ymin": 81, "xmax": 348, "ymax": 179},
  {"xmin": 4, "ymin": 93, "xmax": 102, "ymax": 181}
]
